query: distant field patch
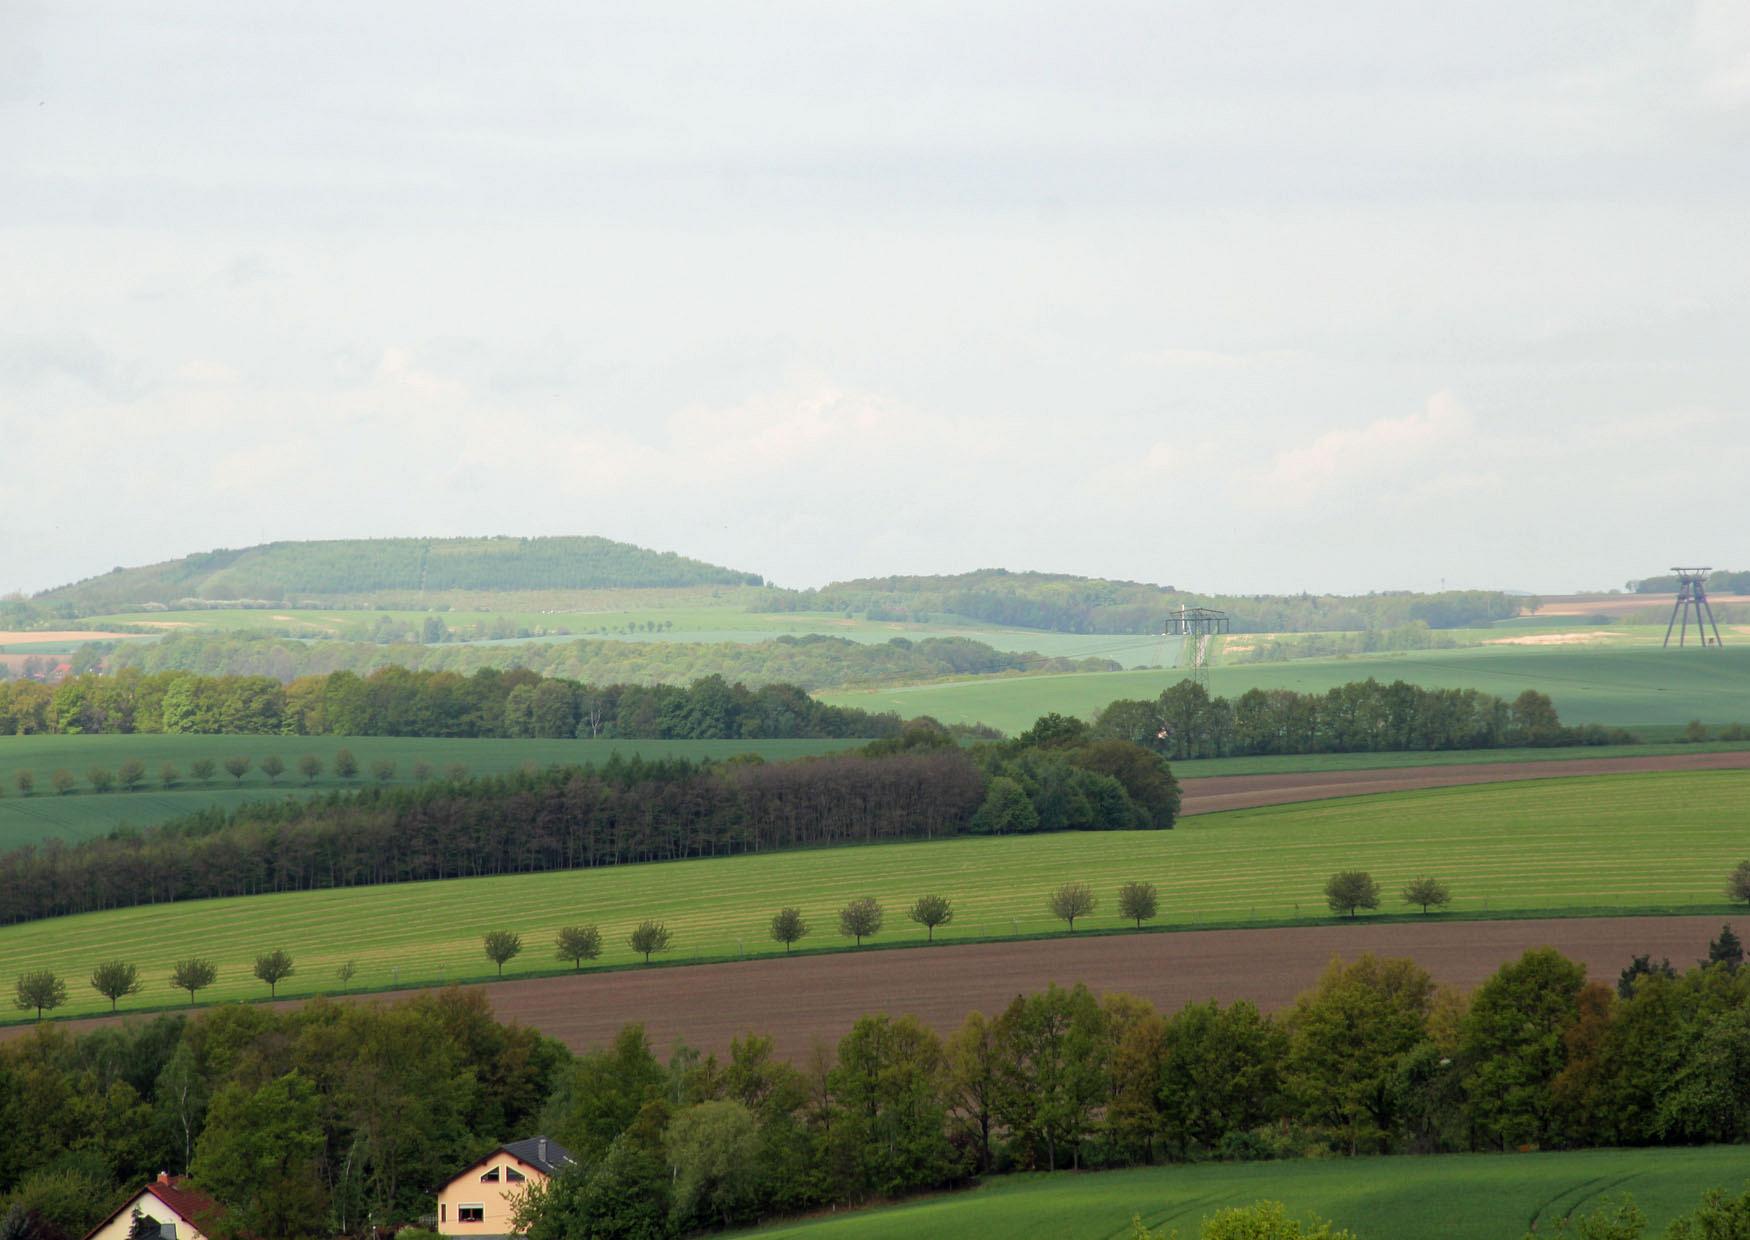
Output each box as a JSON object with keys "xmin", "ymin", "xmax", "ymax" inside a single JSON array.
[{"xmin": 2, "ymin": 770, "xmax": 1745, "ymax": 1021}]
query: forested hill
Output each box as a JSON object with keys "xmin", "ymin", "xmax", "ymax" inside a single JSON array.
[
  {"xmin": 771, "ymin": 569, "xmax": 1524, "ymax": 634},
  {"xmin": 37, "ymin": 536, "xmax": 763, "ymax": 609}
]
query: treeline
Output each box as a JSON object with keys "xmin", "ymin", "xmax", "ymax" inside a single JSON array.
[
  {"xmin": 763, "ymin": 569, "xmax": 1526, "ymax": 634},
  {"xmin": 1225, "ymin": 620, "xmax": 1461, "ymax": 663},
  {"xmin": 0, "ymin": 668, "xmax": 909, "ymax": 739},
  {"xmin": 100, "ymin": 630, "xmax": 1118, "ymax": 691},
  {"xmin": 1633, "ymin": 569, "xmax": 1750, "ymax": 594},
  {"xmin": 1091, "ymin": 679, "xmax": 1633, "ymax": 760},
  {"xmin": 10, "ymin": 941, "xmax": 1750, "ymax": 1240},
  {"xmin": 0, "ymin": 729, "xmax": 1179, "ymax": 924},
  {"xmin": 35, "ymin": 536, "xmax": 763, "ymax": 610}
]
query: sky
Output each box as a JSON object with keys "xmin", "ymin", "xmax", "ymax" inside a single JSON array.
[{"xmin": 2, "ymin": 1, "xmax": 1747, "ymax": 597}]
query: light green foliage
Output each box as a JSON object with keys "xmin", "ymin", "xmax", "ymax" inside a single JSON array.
[
  {"xmin": 12, "ymin": 970, "xmax": 67, "ymax": 1019},
  {"xmin": 666, "ymin": 1100, "xmax": 762, "ymax": 1229},
  {"xmin": 252, "ymin": 949, "xmax": 295, "ymax": 996},
  {"xmin": 6, "ymin": 771, "xmax": 1750, "ymax": 1018},
  {"xmin": 628, "ymin": 920, "xmax": 672, "ymax": 963},
  {"xmin": 191, "ymin": 1071, "xmax": 326, "ymax": 1239},
  {"xmin": 88, "ymin": 959, "xmax": 142, "ymax": 1011},
  {"xmin": 992, "ymin": 983, "xmax": 1108, "ymax": 1171},
  {"xmin": 1324, "ymin": 871, "xmax": 1380, "ymax": 919},
  {"xmin": 1402, "ymin": 876, "xmax": 1451, "ymax": 914},
  {"xmin": 543, "ymin": 1024, "xmax": 667, "ymax": 1162},
  {"xmin": 1522, "ymin": 1193, "xmax": 1646, "ymax": 1240},
  {"xmin": 168, "ymin": 957, "xmax": 217, "ymax": 1004},
  {"xmin": 1119, "ymin": 880, "xmax": 1159, "ymax": 927},
  {"xmin": 1461, "ymin": 947, "xmax": 1587, "ymax": 1149},
  {"xmin": 770, "ymin": 907, "xmax": 809, "ymax": 952},
  {"xmin": 1050, "ymin": 880, "xmax": 1096, "ymax": 930},
  {"xmin": 906, "ymin": 894, "xmax": 953, "ymax": 941},
  {"xmin": 828, "ymin": 1014, "xmax": 959, "ymax": 1198},
  {"xmin": 1665, "ymin": 1187, "xmax": 1750, "ymax": 1240}
]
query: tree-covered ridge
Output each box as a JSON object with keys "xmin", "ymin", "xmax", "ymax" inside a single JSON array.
[
  {"xmin": 35, "ymin": 536, "xmax": 763, "ymax": 609},
  {"xmin": 98, "ymin": 631, "xmax": 1120, "ymax": 692},
  {"xmin": 1632, "ymin": 569, "xmax": 1750, "ymax": 594},
  {"xmin": 772, "ymin": 569, "xmax": 1524, "ymax": 634}
]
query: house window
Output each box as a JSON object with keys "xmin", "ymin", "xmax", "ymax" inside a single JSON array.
[
  {"xmin": 480, "ymin": 1168, "xmax": 500, "ymax": 1182},
  {"xmin": 458, "ymin": 1206, "xmax": 485, "ymax": 1224},
  {"xmin": 440, "ymin": 1205, "xmax": 447, "ymax": 1224},
  {"xmin": 505, "ymin": 1169, "xmax": 525, "ymax": 1182}
]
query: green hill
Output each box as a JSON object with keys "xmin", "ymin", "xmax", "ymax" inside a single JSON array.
[{"xmin": 37, "ymin": 536, "xmax": 763, "ymax": 610}]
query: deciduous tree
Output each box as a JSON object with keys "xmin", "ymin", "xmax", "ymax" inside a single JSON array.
[
  {"xmin": 223, "ymin": 755, "xmax": 251, "ymax": 784},
  {"xmin": 169, "ymin": 957, "xmax": 217, "ymax": 1004},
  {"xmin": 1402, "ymin": 876, "xmax": 1451, "ymax": 914},
  {"xmin": 13, "ymin": 970, "xmax": 67, "ymax": 1019},
  {"xmin": 1118, "ymin": 881, "xmax": 1158, "ymax": 928},
  {"xmin": 253, "ymin": 949, "xmax": 295, "ymax": 996},
  {"xmin": 1049, "ymin": 881, "xmax": 1096, "ymax": 931},
  {"xmin": 333, "ymin": 747, "xmax": 358, "ymax": 780},
  {"xmin": 907, "ymin": 894, "xmax": 953, "ymax": 942},
  {"xmin": 555, "ymin": 925, "xmax": 602, "ymax": 970},
  {"xmin": 769, "ymin": 907, "xmax": 808, "ymax": 952},
  {"xmin": 838, "ymin": 897, "xmax": 884, "ymax": 946},
  {"xmin": 483, "ymin": 930, "xmax": 522, "ymax": 976},
  {"xmin": 188, "ymin": 758, "xmax": 215, "ymax": 785},
  {"xmin": 297, "ymin": 754, "xmax": 323, "ymax": 784},
  {"xmin": 89, "ymin": 960, "xmax": 141, "ymax": 1011},
  {"xmin": 259, "ymin": 755, "xmax": 285, "ymax": 785},
  {"xmin": 1325, "ymin": 870, "xmax": 1380, "ymax": 919},
  {"xmin": 628, "ymin": 920, "xmax": 672, "ymax": 964},
  {"xmin": 117, "ymin": 758, "xmax": 146, "ymax": 791}
]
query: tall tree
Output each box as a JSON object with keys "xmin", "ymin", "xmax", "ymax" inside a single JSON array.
[{"xmin": 991, "ymin": 983, "xmax": 1109, "ymax": 1171}]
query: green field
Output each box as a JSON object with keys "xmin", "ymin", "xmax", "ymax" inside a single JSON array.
[
  {"xmin": 0, "ymin": 734, "xmax": 863, "ymax": 847},
  {"xmin": 80, "ymin": 605, "xmax": 1173, "ymax": 667},
  {"xmin": 1170, "ymin": 740, "xmax": 1750, "ymax": 778},
  {"xmin": 736, "ymin": 1147, "xmax": 1750, "ymax": 1239},
  {"xmin": 3, "ymin": 771, "xmax": 1746, "ymax": 1022},
  {"xmin": 817, "ymin": 645, "xmax": 1750, "ymax": 734}
]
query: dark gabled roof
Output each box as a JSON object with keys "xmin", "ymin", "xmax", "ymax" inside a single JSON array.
[
  {"xmin": 81, "ymin": 1178, "xmax": 225, "ymax": 1240},
  {"xmin": 499, "ymin": 1137, "xmax": 574, "ymax": 1176}
]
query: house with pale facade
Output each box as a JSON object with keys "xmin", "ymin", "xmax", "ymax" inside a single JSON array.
[
  {"xmin": 436, "ymin": 1137, "xmax": 574, "ymax": 1237},
  {"xmin": 83, "ymin": 1174, "xmax": 223, "ymax": 1240}
]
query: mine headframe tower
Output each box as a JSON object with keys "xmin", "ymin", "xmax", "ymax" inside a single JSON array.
[
  {"xmin": 1165, "ymin": 605, "xmax": 1230, "ymax": 690},
  {"xmin": 1664, "ymin": 567, "xmax": 1724, "ymax": 648}
]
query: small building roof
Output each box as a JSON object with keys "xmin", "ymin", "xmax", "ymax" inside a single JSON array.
[
  {"xmin": 82, "ymin": 1175, "xmax": 224, "ymax": 1240},
  {"xmin": 497, "ymin": 1137, "xmax": 573, "ymax": 1176}
]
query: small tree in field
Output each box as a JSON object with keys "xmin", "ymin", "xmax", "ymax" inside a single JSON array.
[
  {"xmin": 1728, "ymin": 861, "xmax": 1750, "ymax": 907},
  {"xmin": 189, "ymin": 758, "xmax": 216, "ymax": 786},
  {"xmin": 770, "ymin": 907, "xmax": 809, "ymax": 952},
  {"xmin": 1325, "ymin": 870, "xmax": 1381, "ymax": 919},
  {"xmin": 159, "ymin": 763, "xmax": 179, "ymax": 789},
  {"xmin": 907, "ymin": 894, "xmax": 954, "ymax": 942},
  {"xmin": 87, "ymin": 767, "xmax": 115, "ymax": 793},
  {"xmin": 14, "ymin": 970, "xmax": 67, "ymax": 1020},
  {"xmin": 169, "ymin": 958, "xmax": 217, "ymax": 1005},
  {"xmin": 1050, "ymin": 881, "xmax": 1096, "ymax": 931},
  {"xmin": 223, "ymin": 756, "xmax": 251, "ymax": 784},
  {"xmin": 628, "ymin": 920, "xmax": 673, "ymax": 964},
  {"xmin": 117, "ymin": 758, "xmax": 146, "ymax": 791},
  {"xmin": 555, "ymin": 925, "xmax": 602, "ymax": 970},
  {"xmin": 14, "ymin": 771, "xmax": 33, "ymax": 796},
  {"xmin": 412, "ymin": 760, "xmax": 433, "ymax": 782},
  {"xmin": 90, "ymin": 960, "xmax": 142, "ymax": 1011},
  {"xmin": 253, "ymin": 949, "xmax": 296, "ymax": 997},
  {"xmin": 371, "ymin": 759, "xmax": 396, "ymax": 783},
  {"xmin": 333, "ymin": 748, "xmax": 358, "ymax": 781},
  {"xmin": 444, "ymin": 762, "xmax": 468, "ymax": 782},
  {"xmin": 838, "ymin": 897, "xmax": 884, "ymax": 946},
  {"xmin": 51, "ymin": 768, "xmax": 75, "ymax": 795},
  {"xmin": 259, "ymin": 755, "xmax": 285, "ymax": 785},
  {"xmin": 1402, "ymin": 876, "xmax": 1451, "ymax": 914},
  {"xmin": 483, "ymin": 930, "xmax": 522, "ymax": 976},
  {"xmin": 1118, "ymin": 881, "xmax": 1159, "ymax": 928},
  {"xmin": 298, "ymin": 754, "xmax": 323, "ymax": 784},
  {"xmin": 336, "ymin": 960, "xmax": 358, "ymax": 985}
]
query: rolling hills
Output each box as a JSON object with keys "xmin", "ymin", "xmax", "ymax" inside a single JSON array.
[{"xmin": 3, "ymin": 770, "xmax": 1745, "ymax": 1021}]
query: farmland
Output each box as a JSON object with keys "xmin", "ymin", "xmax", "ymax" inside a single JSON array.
[
  {"xmin": 736, "ymin": 1146, "xmax": 1750, "ymax": 1240},
  {"xmin": 0, "ymin": 734, "xmax": 863, "ymax": 847},
  {"xmin": 3, "ymin": 770, "xmax": 1746, "ymax": 1022},
  {"xmin": 817, "ymin": 644, "xmax": 1750, "ymax": 734}
]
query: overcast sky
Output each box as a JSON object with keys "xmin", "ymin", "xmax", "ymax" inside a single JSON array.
[{"xmin": 3, "ymin": 2, "xmax": 1746, "ymax": 596}]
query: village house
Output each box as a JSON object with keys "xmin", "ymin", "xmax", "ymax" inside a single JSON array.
[
  {"xmin": 82, "ymin": 1174, "xmax": 223, "ymax": 1240},
  {"xmin": 436, "ymin": 1137, "xmax": 574, "ymax": 1237}
]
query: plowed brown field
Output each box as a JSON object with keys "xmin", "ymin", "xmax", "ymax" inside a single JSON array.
[
  {"xmin": 1176, "ymin": 749, "xmax": 1750, "ymax": 815},
  {"xmin": 13, "ymin": 915, "xmax": 1741, "ymax": 1059}
]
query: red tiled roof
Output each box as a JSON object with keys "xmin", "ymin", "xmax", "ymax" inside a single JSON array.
[{"xmin": 145, "ymin": 1178, "xmax": 222, "ymax": 1227}]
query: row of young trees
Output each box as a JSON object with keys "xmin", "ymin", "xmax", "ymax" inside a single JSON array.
[
  {"xmin": 3, "ymin": 750, "xmax": 435, "ymax": 797},
  {"xmin": 13, "ymin": 940, "xmax": 1750, "ymax": 1240},
  {"xmin": 1092, "ymin": 680, "xmax": 1634, "ymax": 760},
  {"xmin": 0, "ymin": 728, "xmax": 1180, "ymax": 926}
]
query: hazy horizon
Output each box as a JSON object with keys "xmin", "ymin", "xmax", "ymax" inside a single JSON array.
[{"xmin": 5, "ymin": 3, "xmax": 1746, "ymax": 597}]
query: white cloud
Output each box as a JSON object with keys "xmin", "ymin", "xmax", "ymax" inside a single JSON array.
[{"xmin": 1243, "ymin": 393, "xmax": 1475, "ymax": 507}]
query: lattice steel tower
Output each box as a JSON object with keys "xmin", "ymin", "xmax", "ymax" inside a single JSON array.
[
  {"xmin": 1165, "ymin": 605, "xmax": 1230, "ymax": 689},
  {"xmin": 1664, "ymin": 567, "xmax": 1724, "ymax": 648}
]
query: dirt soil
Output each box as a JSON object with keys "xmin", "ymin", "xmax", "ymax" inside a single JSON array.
[
  {"xmin": 1176, "ymin": 750, "xmax": 1750, "ymax": 815},
  {"xmin": 12, "ymin": 915, "xmax": 1742, "ymax": 1060},
  {"xmin": 0, "ymin": 630, "xmax": 138, "ymax": 644}
]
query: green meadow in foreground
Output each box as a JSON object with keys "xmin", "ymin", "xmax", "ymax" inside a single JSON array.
[
  {"xmin": 0, "ymin": 734, "xmax": 863, "ymax": 847},
  {"xmin": 2, "ymin": 771, "xmax": 1746, "ymax": 1021},
  {"xmin": 736, "ymin": 1147, "xmax": 1750, "ymax": 1240},
  {"xmin": 817, "ymin": 644, "xmax": 1750, "ymax": 734}
]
